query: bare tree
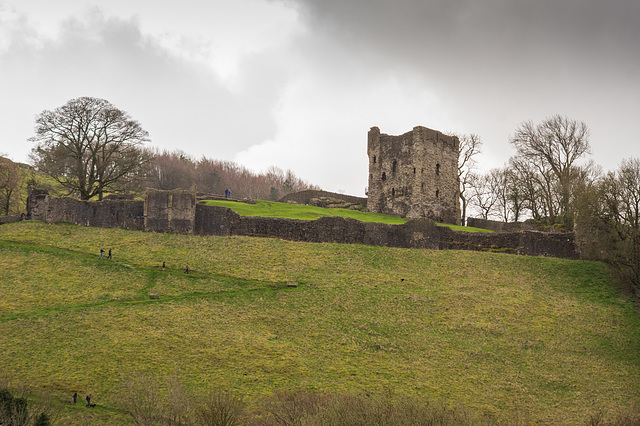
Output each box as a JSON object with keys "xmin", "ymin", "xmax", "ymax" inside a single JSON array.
[
  {"xmin": 602, "ymin": 159, "xmax": 640, "ymax": 285},
  {"xmin": 468, "ymin": 170, "xmax": 501, "ymax": 220},
  {"xmin": 150, "ymin": 150, "xmax": 195, "ymax": 191},
  {"xmin": 147, "ymin": 150, "xmax": 320, "ymax": 200},
  {"xmin": 575, "ymin": 158, "xmax": 640, "ymax": 294},
  {"xmin": 493, "ymin": 167, "xmax": 515, "ymax": 222},
  {"xmin": 457, "ymin": 134, "xmax": 483, "ymax": 225},
  {"xmin": 510, "ymin": 115, "xmax": 590, "ymax": 226},
  {"xmin": 0, "ymin": 157, "xmax": 22, "ymax": 215},
  {"xmin": 30, "ymin": 97, "xmax": 151, "ymax": 200},
  {"xmin": 508, "ymin": 156, "xmax": 555, "ymax": 221}
]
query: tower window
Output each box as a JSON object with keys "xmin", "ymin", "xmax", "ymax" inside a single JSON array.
[
  {"xmin": 373, "ymin": 155, "xmax": 376, "ymax": 164},
  {"xmin": 436, "ymin": 164, "xmax": 440, "ymax": 176},
  {"xmin": 392, "ymin": 160, "xmax": 397, "ymax": 175},
  {"xmin": 436, "ymin": 190, "xmax": 440, "ymax": 199},
  {"xmin": 382, "ymin": 172, "xmax": 386, "ymax": 181},
  {"xmin": 392, "ymin": 188, "xmax": 395, "ymax": 197},
  {"xmin": 413, "ymin": 167, "xmax": 416, "ymax": 174}
]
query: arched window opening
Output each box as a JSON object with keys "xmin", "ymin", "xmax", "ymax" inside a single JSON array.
[
  {"xmin": 435, "ymin": 190, "xmax": 440, "ymax": 199},
  {"xmin": 392, "ymin": 160, "xmax": 397, "ymax": 175},
  {"xmin": 392, "ymin": 188, "xmax": 395, "ymax": 197},
  {"xmin": 373, "ymin": 155, "xmax": 376, "ymax": 164},
  {"xmin": 382, "ymin": 172, "xmax": 386, "ymax": 181},
  {"xmin": 436, "ymin": 163, "xmax": 440, "ymax": 176},
  {"xmin": 413, "ymin": 167, "xmax": 416, "ymax": 174}
]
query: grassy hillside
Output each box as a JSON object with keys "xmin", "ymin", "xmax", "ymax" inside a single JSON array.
[
  {"xmin": 0, "ymin": 221, "xmax": 639, "ymax": 424},
  {"xmin": 203, "ymin": 199, "xmax": 491, "ymax": 232}
]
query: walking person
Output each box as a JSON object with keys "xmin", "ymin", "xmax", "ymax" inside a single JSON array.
[
  {"xmin": 162, "ymin": 261, "xmax": 165, "ymax": 271},
  {"xmin": 99, "ymin": 248, "xmax": 104, "ymax": 259},
  {"xmin": 107, "ymin": 248, "xmax": 112, "ymax": 259},
  {"xmin": 73, "ymin": 392, "xmax": 77, "ymax": 404},
  {"xmin": 86, "ymin": 394, "xmax": 91, "ymax": 407},
  {"xmin": 184, "ymin": 262, "xmax": 189, "ymax": 274}
]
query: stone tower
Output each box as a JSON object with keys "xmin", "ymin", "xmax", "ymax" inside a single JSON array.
[{"xmin": 367, "ymin": 126, "xmax": 460, "ymax": 225}]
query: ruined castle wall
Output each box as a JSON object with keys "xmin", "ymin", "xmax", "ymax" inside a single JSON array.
[
  {"xmin": 24, "ymin": 189, "xmax": 578, "ymax": 259},
  {"xmin": 279, "ymin": 190, "xmax": 367, "ymax": 207},
  {"xmin": 25, "ymin": 193, "xmax": 144, "ymax": 230},
  {"xmin": 466, "ymin": 217, "xmax": 521, "ymax": 232},
  {"xmin": 194, "ymin": 206, "xmax": 441, "ymax": 249},
  {"xmin": 194, "ymin": 204, "xmax": 243, "ymax": 236},
  {"xmin": 144, "ymin": 188, "xmax": 196, "ymax": 234},
  {"xmin": 439, "ymin": 228, "xmax": 578, "ymax": 259},
  {"xmin": 191, "ymin": 205, "xmax": 575, "ymax": 257},
  {"xmin": 0, "ymin": 215, "xmax": 21, "ymax": 225},
  {"xmin": 367, "ymin": 126, "xmax": 460, "ymax": 224}
]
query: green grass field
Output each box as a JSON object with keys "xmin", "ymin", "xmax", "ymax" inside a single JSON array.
[
  {"xmin": 203, "ymin": 199, "xmax": 492, "ymax": 232},
  {"xmin": 1, "ymin": 221, "xmax": 639, "ymax": 424}
]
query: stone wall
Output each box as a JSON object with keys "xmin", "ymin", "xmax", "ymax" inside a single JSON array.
[
  {"xmin": 467, "ymin": 217, "xmax": 525, "ymax": 233},
  {"xmin": 26, "ymin": 189, "xmax": 144, "ymax": 230},
  {"xmin": 439, "ymin": 227, "xmax": 578, "ymax": 259},
  {"xmin": 0, "ymin": 215, "xmax": 21, "ymax": 225},
  {"xmin": 144, "ymin": 188, "xmax": 196, "ymax": 234},
  {"xmin": 367, "ymin": 126, "xmax": 460, "ymax": 224},
  {"xmin": 194, "ymin": 204, "xmax": 444, "ymax": 250},
  {"xmin": 466, "ymin": 217, "xmax": 565, "ymax": 234},
  {"xmin": 193, "ymin": 203, "xmax": 577, "ymax": 258},
  {"xmin": 25, "ymin": 188, "xmax": 578, "ymax": 259},
  {"xmin": 279, "ymin": 190, "xmax": 367, "ymax": 207}
]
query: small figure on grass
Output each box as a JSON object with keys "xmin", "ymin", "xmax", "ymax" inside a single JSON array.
[
  {"xmin": 107, "ymin": 248, "xmax": 112, "ymax": 259},
  {"xmin": 184, "ymin": 262, "xmax": 189, "ymax": 274},
  {"xmin": 73, "ymin": 392, "xmax": 77, "ymax": 404},
  {"xmin": 86, "ymin": 394, "xmax": 91, "ymax": 407},
  {"xmin": 99, "ymin": 248, "xmax": 104, "ymax": 259},
  {"xmin": 162, "ymin": 261, "xmax": 166, "ymax": 271}
]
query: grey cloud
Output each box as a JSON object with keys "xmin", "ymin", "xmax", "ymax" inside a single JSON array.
[
  {"xmin": 283, "ymin": 0, "xmax": 640, "ymax": 172},
  {"xmin": 284, "ymin": 0, "xmax": 640, "ymax": 85}
]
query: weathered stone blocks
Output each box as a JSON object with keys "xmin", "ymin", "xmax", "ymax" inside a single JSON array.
[{"xmin": 367, "ymin": 126, "xmax": 460, "ymax": 225}]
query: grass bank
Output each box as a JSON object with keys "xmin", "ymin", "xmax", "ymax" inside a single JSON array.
[
  {"xmin": 203, "ymin": 199, "xmax": 491, "ymax": 232},
  {"xmin": 0, "ymin": 221, "xmax": 638, "ymax": 424}
]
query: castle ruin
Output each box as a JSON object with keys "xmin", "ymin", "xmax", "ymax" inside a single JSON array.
[{"xmin": 367, "ymin": 126, "xmax": 460, "ymax": 225}]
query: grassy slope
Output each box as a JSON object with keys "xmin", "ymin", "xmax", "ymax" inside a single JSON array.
[
  {"xmin": 203, "ymin": 199, "xmax": 492, "ymax": 232},
  {"xmin": 1, "ymin": 221, "xmax": 639, "ymax": 424}
]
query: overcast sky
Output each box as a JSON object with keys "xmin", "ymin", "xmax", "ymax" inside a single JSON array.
[{"xmin": 1, "ymin": 0, "xmax": 638, "ymax": 196}]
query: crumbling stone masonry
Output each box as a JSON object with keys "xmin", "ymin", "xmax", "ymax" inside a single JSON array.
[
  {"xmin": 24, "ymin": 188, "xmax": 578, "ymax": 259},
  {"xmin": 367, "ymin": 126, "xmax": 461, "ymax": 225},
  {"xmin": 144, "ymin": 188, "xmax": 196, "ymax": 234}
]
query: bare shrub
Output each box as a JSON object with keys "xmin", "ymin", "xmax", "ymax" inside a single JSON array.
[
  {"xmin": 261, "ymin": 391, "xmax": 330, "ymax": 425},
  {"xmin": 258, "ymin": 391, "xmax": 497, "ymax": 426},
  {"xmin": 196, "ymin": 389, "xmax": 246, "ymax": 426},
  {"xmin": 165, "ymin": 373, "xmax": 194, "ymax": 425},
  {"xmin": 120, "ymin": 374, "xmax": 164, "ymax": 426}
]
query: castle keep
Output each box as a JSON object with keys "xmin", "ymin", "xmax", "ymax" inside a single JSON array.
[{"xmin": 367, "ymin": 126, "xmax": 460, "ymax": 224}]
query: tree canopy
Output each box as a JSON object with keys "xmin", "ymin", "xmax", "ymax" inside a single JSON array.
[{"xmin": 30, "ymin": 97, "xmax": 151, "ymax": 200}]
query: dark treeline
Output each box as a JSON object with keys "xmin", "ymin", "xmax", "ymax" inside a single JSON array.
[{"xmin": 148, "ymin": 150, "xmax": 320, "ymax": 200}]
